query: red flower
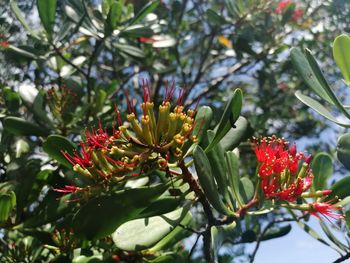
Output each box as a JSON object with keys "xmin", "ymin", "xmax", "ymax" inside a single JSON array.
[
  {"xmin": 310, "ymin": 201, "xmax": 343, "ymax": 220},
  {"xmin": 0, "ymin": 41, "xmax": 9, "ymax": 48},
  {"xmin": 275, "ymin": 0, "xmax": 292, "ymax": 13},
  {"xmin": 85, "ymin": 120, "xmax": 111, "ymax": 150},
  {"xmin": 292, "ymin": 8, "xmax": 304, "ymax": 22},
  {"xmin": 253, "ymin": 136, "xmax": 312, "ymax": 202},
  {"xmin": 62, "ymin": 142, "xmax": 92, "ymax": 168}
]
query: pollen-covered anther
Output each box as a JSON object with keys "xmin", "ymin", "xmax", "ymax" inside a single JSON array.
[
  {"xmin": 174, "ymin": 147, "xmax": 183, "ymax": 157},
  {"xmin": 157, "ymin": 158, "xmax": 168, "ymax": 169}
]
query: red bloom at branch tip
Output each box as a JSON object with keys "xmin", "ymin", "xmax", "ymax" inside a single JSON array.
[
  {"xmin": 275, "ymin": 0, "xmax": 292, "ymax": 13},
  {"xmin": 310, "ymin": 201, "xmax": 343, "ymax": 220}
]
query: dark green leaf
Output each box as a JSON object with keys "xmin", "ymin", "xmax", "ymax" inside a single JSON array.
[
  {"xmin": 239, "ymin": 177, "xmax": 254, "ymax": 204},
  {"xmin": 3, "ymin": 117, "xmax": 49, "ymax": 136},
  {"xmin": 193, "ymin": 145, "xmax": 234, "ymax": 216},
  {"xmin": 37, "ymin": 0, "xmax": 57, "ymax": 38},
  {"xmin": 205, "ymin": 9, "xmax": 226, "ymax": 26},
  {"xmin": 130, "ymin": 0, "xmax": 160, "ymax": 25},
  {"xmin": 72, "ymin": 183, "xmax": 169, "ymax": 239},
  {"xmin": 105, "ymin": 2, "xmax": 122, "ymax": 36},
  {"xmin": 193, "ymin": 106, "xmax": 213, "ymax": 144},
  {"xmin": 261, "ymin": 224, "xmax": 292, "ymax": 241},
  {"xmin": 219, "ymin": 116, "xmax": 249, "ymax": 151},
  {"xmin": 226, "ymin": 151, "xmax": 243, "ymax": 207},
  {"xmin": 43, "ymin": 135, "xmax": 77, "ymax": 167},
  {"xmin": 325, "ymin": 175, "xmax": 350, "ymax": 201}
]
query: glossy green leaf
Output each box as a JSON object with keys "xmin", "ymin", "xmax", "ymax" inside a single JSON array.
[
  {"xmin": 311, "ymin": 153, "xmax": 333, "ymax": 191},
  {"xmin": 291, "ymin": 48, "xmax": 333, "ymax": 104},
  {"xmin": 325, "ymin": 175, "xmax": 350, "ymax": 201},
  {"xmin": 3, "ymin": 117, "xmax": 49, "ymax": 136},
  {"xmin": 206, "ymin": 130, "xmax": 231, "ymax": 209},
  {"xmin": 15, "ymin": 139, "xmax": 29, "ymax": 158},
  {"xmin": 239, "ymin": 177, "xmax": 254, "ymax": 204},
  {"xmin": 337, "ymin": 133, "xmax": 350, "ymax": 170},
  {"xmin": 43, "ymin": 135, "xmax": 77, "ymax": 167},
  {"xmin": 115, "ymin": 43, "xmax": 145, "ymax": 58},
  {"xmin": 295, "ymin": 91, "xmax": 350, "ymax": 127},
  {"xmin": 130, "ymin": 0, "xmax": 160, "ymax": 25},
  {"xmin": 333, "ymin": 34, "xmax": 350, "ymax": 86},
  {"xmin": 261, "ymin": 224, "xmax": 291, "ymax": 241},
  {"xmin": 149, "ymin": 212, "xmax": 192, "ymax": 252},
  {"xmin": 147, "ymin": 253, "xmax": 188, "ymax": 263},
  {"xmin": 193, "ymin": 145, "xmax": 234, "ymax": 216},
  {"xmin": 219, "ymin": 116, "xmax": 249, "ymax": 151},
  {"xmin": 304, "ymin": 48, "xmax": 350, "ymax": 119},
  {"xmin": 37, "ymin": 0, "xmax": 57, "ymax": 38},
  {"xmin": 205, "ymin": 88, "xmax": 243, "ymax": 152},
  {"xmin": 0, "ymin": 191, "xmax": 16, "ymax": 222},
  {"xmin": 10, "ymin": 0, "xmax": 40, "ymax": 39},
  {"xmin": 121, "ymin": 25, "xmax": 153, "ymax": 38},
  {"xmin": 72, "ymin": 183, "xmax": 169, "ymax": 239},
  {"xmin": 112, "ymin": 207, "xmax": 190, "ymax": 251},
  {"xmin": 138, "ymin": 196, "xmax": 183, "ymax": 218},
  {"xmin": 226, "ymin": 151, "xmax": 243, "ymax": 207}
]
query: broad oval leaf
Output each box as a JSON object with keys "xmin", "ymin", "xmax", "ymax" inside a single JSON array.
[
  {"xmin": 72, "ymin": 183, "xmax": 169, "ymax": 239},
  {"xmin": 193, "ymin": 106, "xmax": 213, "ymax": 144},
  {"xmin": 325, "ymin": 175, "xmax": 350, "ymax": 201},
  {"xmin": 311, "ymin": 153, "xmax": 333, "ymax": 191},
  {"xmin": 225, "ymin": 151, "xmax": 243, "ymax": 207},
  {"xmin": 219, "ymin": 116, "xmax": 249, "ymax": 151},
  {"xmin": 43, "ymin": 135, "xmax": 77, "ymax": 167},
  {"xmin": 337, "ymin": 133, "xmax": 350, "ymax": 170},
  {"xmin": 333, "ymin": 34, "xmax": 350, "ymax": 86},
  {"xmin": 3, "ymin": 117, "xmax": 49, "ymax": 136},
  {"xmin": 261, "ymin": 224, "xmax": 292, "ymax": 241},
  {"xmin": 112, "ymin": 207, "xmax": 190, "ymax": 251},
  {"xmin": 239, "ymin": 177, "xmax": 254, "ymax": 204},
  {"xmin": 130, "ymin": 0, "xmax": 160, "ymax": 25}
]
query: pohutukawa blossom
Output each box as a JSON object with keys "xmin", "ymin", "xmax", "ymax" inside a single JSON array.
[
  {"xmin": 275, "ymin": 0, "xmax": 292, "ymax": 14},
  {"xmin": 60, "ymin": 80, "xmax": 201, "ymax": 189},
  {"xmin": 253, "ymin": 136, "xmax": 312, "ymax": 202},
  {"xmin": 310, "ymin": 201, "xmax": 343, "ymax": 220}
]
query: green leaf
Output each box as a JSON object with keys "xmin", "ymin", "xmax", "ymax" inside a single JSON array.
[
  {"xmin": 261, "ymin": 225, "xmax": 291, "ymax": 241},
  {"xmin": 10, "ymin": 0, "xmax": 40, "ymax": 39},
  {"xmin": 325, "ymin": 175, "xmax": 350, "ymax": 201},
  {"xmin": 291, "ymin": 48, "xmax": 333, "ymax": 104},
  {"xmin": 147, "ymin": 253, "xmax": 189, "ymax": 263},
  {"xmin": 206, "ymin": 130, "xmax": 231, "ymax": 209},
  {"xmin": 311, "ymin": 153, "xmax": 333, "ymax": 191},
  {"xmin": 149, "ymin": 212, "xmax": 192, "ymax": 252},
  {"xmin": 3, "ymin": 117, "xmax": 49, "ymax": 136},
  {"xmin": 193, "ymin": 145, "xmax": 234, "ymax": 216},
  {"xmin": 0, "ymin": 191, "xmax": 16, "ymax": 222},
  {"xmin": 43, "ymin": 135, "xmax": 77, "ymax": 167},
  {"xmin": 211, "ymin": 222, "xmax": 236, "ymax": 261},
  {"xmin": 112, "ymin": 207, "xmax": 190, "ymax": 251},
  {"xmin": 205, "ymin": 89, "xmax": 243, "ymax": 152},
  {"xmin": 337, "ymin": 133, "xmax": 350, "ymax": 170},
  {"xmin": 239, "ymin": 177, "xmax": 254, "ymax": 204},
  {"xmin": 296, "ymin": 221, "xmax": 333, "ymax": 248},
  {"xmin": 138, "ymin": 196, "xmax": 183, "ymax": 218},
  {"xmin": 205, "ymin": 9, "xmax": 226, "ymax": 26},
  {"xmin": 319, "ymin": 220, "xmax": 348, "ymax": 251},
  {"xmin": 105, "ymin": 2, "xmax": 122, "ymax": 36},
  {"xmin": 130, "ymin": 0, "xmax": 160, "ymax": 25},
  {"xmin": 295, "ymin": 91, "xmax": 350, "ymax": 127},
  {"xmin": 15, "ymin": 139, "xmax": 30, "ymax": 158},
  {"xmin": 219, "ymin": 116, "xmax": 249, "ymax": 151},
  {"xmin": 193, "ymin": 106, "xmax": 213, "ymax": 144},
  {"xmin": 115, "ymin": 43, "xmax": 145, "ymax": 58},
  {"xmin": 37, "ymin": 0, "xmax": 57, "ymax": 38},
  {"xmin": 345, "ymin": 210, "xmax": 350, "ymax": 231},
  {"xmin": 72, "ymin": 183, "xmax": 169, "ymax": 239},
  {"xmin": 333, "ymin": 34, "xmax": 350, "ymax": 86},
  {"xmin": 225, "ymin": 151, "xmax": 243, "ymax": 207},
  {"xmin": 120, "ymin": 25, "xmax": 154, "ymax": 38}
]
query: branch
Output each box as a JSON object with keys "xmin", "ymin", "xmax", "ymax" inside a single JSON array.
[{"xmin": 332, "ymin": 252, "xmax": 350, "ymax": 263}]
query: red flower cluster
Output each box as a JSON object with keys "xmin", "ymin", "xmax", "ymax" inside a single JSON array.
[
  {"xmin": 253, "ymin": 136, "xmax": 312, "ymax": 202},
  {"xmin": 275, "ymin": 0, "xmax": 304, "ymax": 22}
]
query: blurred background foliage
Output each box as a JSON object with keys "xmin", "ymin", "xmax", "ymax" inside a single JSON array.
[{"xmin": 1, "ymin": 0, "xmax": 350, "ymax": 262}]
